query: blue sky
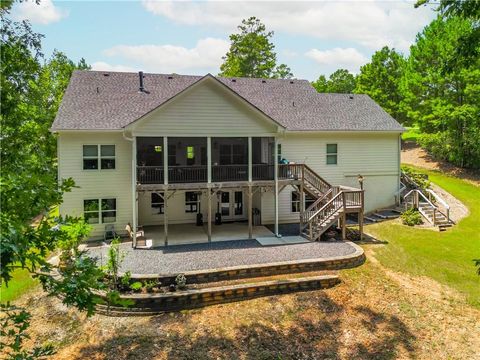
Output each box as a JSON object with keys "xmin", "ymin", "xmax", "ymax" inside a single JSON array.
[{"xmin": 12, "ymin": 0, "xmax": 437, "ymax": 80}]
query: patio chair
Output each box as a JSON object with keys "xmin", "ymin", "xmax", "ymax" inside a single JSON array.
[{"xmin": 125, "ymin": 223, "xmax": 152, "ymax": 249}]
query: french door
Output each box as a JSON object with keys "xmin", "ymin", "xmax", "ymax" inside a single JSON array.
[{"xmin": 220, "ymin": 190, "xmax": 245, "ymax": 221}]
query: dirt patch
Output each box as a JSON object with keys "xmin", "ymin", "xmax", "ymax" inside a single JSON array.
[
  {"xmin": 401, "ymin": 142, "xmax": 480, "ymax": 186},
  {"xmin": 12, "ymin": 253, "xmax": 480, "ymax": 360}
]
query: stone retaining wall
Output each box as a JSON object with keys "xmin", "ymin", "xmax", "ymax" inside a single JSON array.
[
  {"xmin": 127, "ymin": 241, "xmax": 365, "ymax": 286},
  {"xmin": 97, "ymin": 274, "xmax": 341, "ymax": 316}
]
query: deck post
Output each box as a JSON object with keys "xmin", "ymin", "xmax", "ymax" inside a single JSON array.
[
  {"xmin": 299, "ymin": 182, "xmax": 304, "ymax": 231},
  {"xmin": 248, "ymin": 184, "xmax": 253, "ymax": 239},
  {"xmin": 274, "ymin": 137, "xmax": 279, "ymax": 237},
  {"xmin": 342, "ymin": 192, "xmax": 347, "ymax": 240},
  {"xmin": 207, "ymin": 188, "xmax": 212, "ymax": 242},
  {"xmin": 131, "ymin": 136, "xmax": 137, "ymax": 248},
  {"xmin": 248, "ymin": 137, "xmax": 252, "ymax": 183},
  {"xmin": 163, "ymin": 137, "xmax": 168, "ymax": 246},
  {"xmin": 164, "ymin": 189, "xmax": 168, "ymax": 246},
  {"xmin": 207, "ymin": 137, "xmax": 212, "ymax": 183},
  {"xmin": 360, "ymin": 190, "xmax": 365, "ymax": 240}
]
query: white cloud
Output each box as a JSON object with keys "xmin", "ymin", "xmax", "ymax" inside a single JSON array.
[
  {"xmin": 91, "ymin": 62, "xmax": 138, "ymax": 73},
  {"xmin": 13, "ymin": 0, "xmax": 68, "ymax": 25},
  {"xmin": 142, "ymin": 0, "xmax": 435, "ymax": 52},
  {"xmin": 101, "ymin": 38, "xmax": 230, "ymax": 74},
  {"xmin": 305, "ymin": 48, "xmax": 369, "ymax": 74}
]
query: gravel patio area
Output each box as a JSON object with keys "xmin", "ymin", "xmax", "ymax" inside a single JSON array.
[{"xmin": 87, "ymin": 239, "xmax": 358, "ymax": 275}]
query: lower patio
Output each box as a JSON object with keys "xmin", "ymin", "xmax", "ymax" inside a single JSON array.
[{"xmin": 86, "ymin": 238, "xmax": 361, "ymax": 275}]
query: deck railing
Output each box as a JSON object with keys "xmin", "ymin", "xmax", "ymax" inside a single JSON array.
[
  {"xmin": 169, "ymin": 166, "xmax": 207, "ymax": 183},
  {"xmin": 137, "ymin": 166, "xmax": 164, "ymax": 184},
  {"xmin": 252, "ymin": 164, "xmax": 274, "ymax": 181},
  {"xmin": 212, "ymin": 165, "xmax": 248, "ymax": 182}
]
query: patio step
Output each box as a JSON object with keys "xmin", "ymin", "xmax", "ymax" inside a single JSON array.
[{"xmin": 95, "ymin": 274, "xmax": 341, "ymax": 316}]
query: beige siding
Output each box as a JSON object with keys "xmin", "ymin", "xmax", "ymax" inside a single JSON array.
[
  {"xmin": 58, "ymin": 132, "xmax": 133, "ymax": 239},
  {"xmin": 261, "ymin": 132, "xmax": 400, "ymax": 223},
  {"xmin": 130, "ymin": 80, "xmax": 278, "ymax": 137}
]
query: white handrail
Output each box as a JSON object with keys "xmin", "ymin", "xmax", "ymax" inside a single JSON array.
[
  {"xmin": 426, "ymin": 189, "xmax": 449, "ymax": 209},
  {"xmin": 403, "ymin": 189, "xmax": 437, "ymax": 209}
]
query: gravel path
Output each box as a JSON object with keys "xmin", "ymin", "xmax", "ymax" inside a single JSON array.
[{"xmin": 87, "ymin": 240, "xmax": 357, "ymax": 274}]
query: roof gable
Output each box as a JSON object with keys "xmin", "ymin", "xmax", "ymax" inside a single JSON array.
[{"xmin": 128, "ymin": 76, "xmax": 280, "ymax": 136}]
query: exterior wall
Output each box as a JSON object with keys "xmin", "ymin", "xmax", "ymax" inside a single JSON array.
[
  {"xmin": 138, "ymin": 189, "xmax": 250, "ymax": 226},
  {"xmin": 130, "ymin": 80, "xmax": 278, "ymax": 137},
  {"xmin": 261, "ymin": 132, "xmax": 400, "ymax": 223},
  {"xmin": 58, "ymin": 132, "xmax": 133, "ymax": 239}
]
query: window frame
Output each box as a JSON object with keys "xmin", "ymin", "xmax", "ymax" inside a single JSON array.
[
  {"xmin": 326, "ymin": 143, "xmax": 338, "ymax": 165},
  {"xmin": 151, "ymin": 192, "xmax": 164, "ymax": 215},
  {"xmin": 84, "ymin": 198, "xmax": 117, "ymax": 224},
  {"xmin": 185, "ymin": 191, "xmax": 199, "ymax": 213},
  {"xmin": 82, "ymin": 144, "xmax": 116, "ymax": 170},
  {"xmin": 291, "ymin": 191, "xmax": 300, "ymax": 213}
]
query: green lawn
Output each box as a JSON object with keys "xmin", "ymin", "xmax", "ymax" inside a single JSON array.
[
  {"xmin": 402, "ymin": 126, "xmax": 421, "ymax": 142},
  {"xmin": 367, "ymin": 167, "xmax": 480, "ymax": 308},
  {"xmin": 0, "ymin": 268, "xmax": 38, "ymax": 304}
]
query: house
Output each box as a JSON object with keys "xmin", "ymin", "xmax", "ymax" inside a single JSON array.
[{"xmin": 52, "ymin": 70, "xmax": 404, "ymax": 247}]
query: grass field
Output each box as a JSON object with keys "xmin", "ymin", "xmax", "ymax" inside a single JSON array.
[
  {"xmin": 367, "ymin": 166, "xmax": 480, "ymax": 307},
  {"xmin": 0, "ymin": 268, "xmax": 38, "ymax": 304},
  {"xmin": 402, "ymin": 126, "xmax": 421, "ymax": 142}
]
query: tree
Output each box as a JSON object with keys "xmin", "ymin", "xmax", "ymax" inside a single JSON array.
[
  {"xmin": 401, "ymin": 16, "xmax": 480, "ymax": 168},
  {"xmin": 1, "ymin": 6, "xmax": 109, "ymax": 357},
  {"xmin": 355, "ymin": 46, "xmax": 407, "ymax": 124},
  {"xmin": 219, "ymin": 16, "xmax": 293, "ymax": 79},
  {"xmin": 311, "ymin": 69, "xmax": 356, "ymax": 93}
]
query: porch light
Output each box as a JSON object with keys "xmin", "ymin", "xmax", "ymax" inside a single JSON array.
[{"xmin": 357, "ymin": 174, "xmax": 364, "ymax": 190}]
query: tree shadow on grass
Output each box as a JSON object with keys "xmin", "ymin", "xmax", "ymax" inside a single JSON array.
[{"xmin": 72, "ymin": 293, "xmax": 417, "ymax": 360}]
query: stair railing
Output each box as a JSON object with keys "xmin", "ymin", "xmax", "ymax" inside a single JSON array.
[
  {"xmin": 426, "ymin": 189, "xmax": 451, "ymax": 223},
  {"xmin": 302, "ymin": 164, "xmax": 331, "ymax": 194},
  {"xmin": 403, "ymin": 189, "xmax": 437, "ymax": 226},
  {"xmin": 305, "ymin": 191, "xmax": 345, "ymax": 239}
]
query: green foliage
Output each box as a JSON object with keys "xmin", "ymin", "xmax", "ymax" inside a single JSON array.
[
  {"xmin": 355, "ymin": 46, "xmax": 408, "ymax": 123},
  {"xmin": 401, "ymin": 208, "xmax": 424, "ymax": 226},
  {"xmin": 120, "ymin": 270, "xmax": 131, "ymax": 288},
  {"xmin": 401, "ymin": 127, "xmax": 421, "ymax": 142},
  {"xmin": 0, "ymin": 304, "xmax": 55, "ymax": 359},
  {"xmin": 144, "ymin": 280, "xmax": 158, "ymax": 293},
  {"xmin": 401, "ymin": 16, "xmax": 480, "ymax": 168},
  {"xmin": 311, "ymin": 69, "xmax": 356, "ymax": 93},
  {"xmin": 103, "ymin": 238, "xmax": 124, "ymax": 291},
  {"xmin": 130, "ymin": 281, "xmax": 143, "ymax": 292},
  {"xmin": 219, "ymin": 17, "xmax": 292, "ymax": 79},
  {"xmin": 401, "ymin": 166, "xmax": 431, "ymax": 190}
]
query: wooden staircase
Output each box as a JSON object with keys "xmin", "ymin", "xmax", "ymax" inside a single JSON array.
[
  {"xmin": 279, "ymin": 164, "xmax": 364, "ymax": 241},
  {"xmin": 401, "ymin": 171, "xmax": 453, "ymax": 231}
]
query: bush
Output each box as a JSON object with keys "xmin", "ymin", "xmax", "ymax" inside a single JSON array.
[
  {"xmin": 401, "ymin": 166, "xmax": 430, "ymax": 190},
  {"xmin": 401, "ymin": 208, "xmax": 424, "ymax": 226}
]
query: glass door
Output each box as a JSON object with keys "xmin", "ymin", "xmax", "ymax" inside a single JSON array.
[{"xmin": 220, "ymin": 190, "xmax": 245, "ymax": 221}]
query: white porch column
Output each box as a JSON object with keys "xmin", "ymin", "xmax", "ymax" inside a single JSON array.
[
  {"xmin": 274, "ymin": 137, "xmax": 279, "ymax": 237},
  {"xmin": 207, "ymin": 136, "xmax": 212, "ymax": 242},
  {"xmin": 131, "ymin": 136, "xmax": 137, "ymax": 247},
  {"xmin": 248, "ymin": 136, "xmax": 252, "ymax": 183},
  {"xmin": 207, "ymin": 136, "xmax": 212, "ymax": 183},
  {"xmin": 163, "ymin": 137, "xmax": 168, "ymax": 246}
]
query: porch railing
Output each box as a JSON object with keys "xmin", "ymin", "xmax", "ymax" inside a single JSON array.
[
  {"xmin": 169, "ymin": 165, "xmax": 207, "ymax": 183},
  {"xmin": 212, "ymin": 164, "xmax": 248, "ymax": 182},
  {"xmin": 137, "ymin": 166, "xmax": 164, "ymax": 184},
  {"xmin": 252, "ymin": 164, "xmax": 274, "ymax": 180}
]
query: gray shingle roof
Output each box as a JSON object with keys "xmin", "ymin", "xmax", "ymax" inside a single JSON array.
[{"xmin": 52, "ymin": 70, "xmax": 404, "ymax": 132}]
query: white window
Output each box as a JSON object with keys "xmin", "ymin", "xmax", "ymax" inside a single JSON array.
[
  {"xmin": 151, "ymin": 193, "xmax": 164, "ymax": 215},
  {"xmin": 83, "ymin": 145, "xmax": 115, "ymax": 170},
  {"xmin": 185, "ymin": 192, "xmax": 199, "ymax": 213},
  {"xmin": 326, "ymin": 144, "xmax": 337, "ymax": 165},
  {"xmin": 83, "ymin": 198, "xmax": 116, "ymax": 224},
  {"xmin": 291, "ymin": 191, "xmax": 300, "ymax": 213}
]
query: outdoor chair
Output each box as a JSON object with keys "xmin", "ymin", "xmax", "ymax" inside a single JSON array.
[{"xmin": 125, "ymin": 223, "xmax": 152, "ymax": 249}]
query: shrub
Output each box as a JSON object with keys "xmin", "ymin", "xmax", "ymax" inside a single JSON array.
[
  {"xmin": 130, "ymin": 281, "xmax": 143, "ymax": 292},
  {"xmin": 401, "ymin": 166, "xmax": 430, "ymax": 190},
  {"xmin": 144, "ymin": 280, "xmax": 159, "ymax": 293},
  {"xmin": 401, "ymin": 208, "xmax": 424, "ymax": 226}
]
